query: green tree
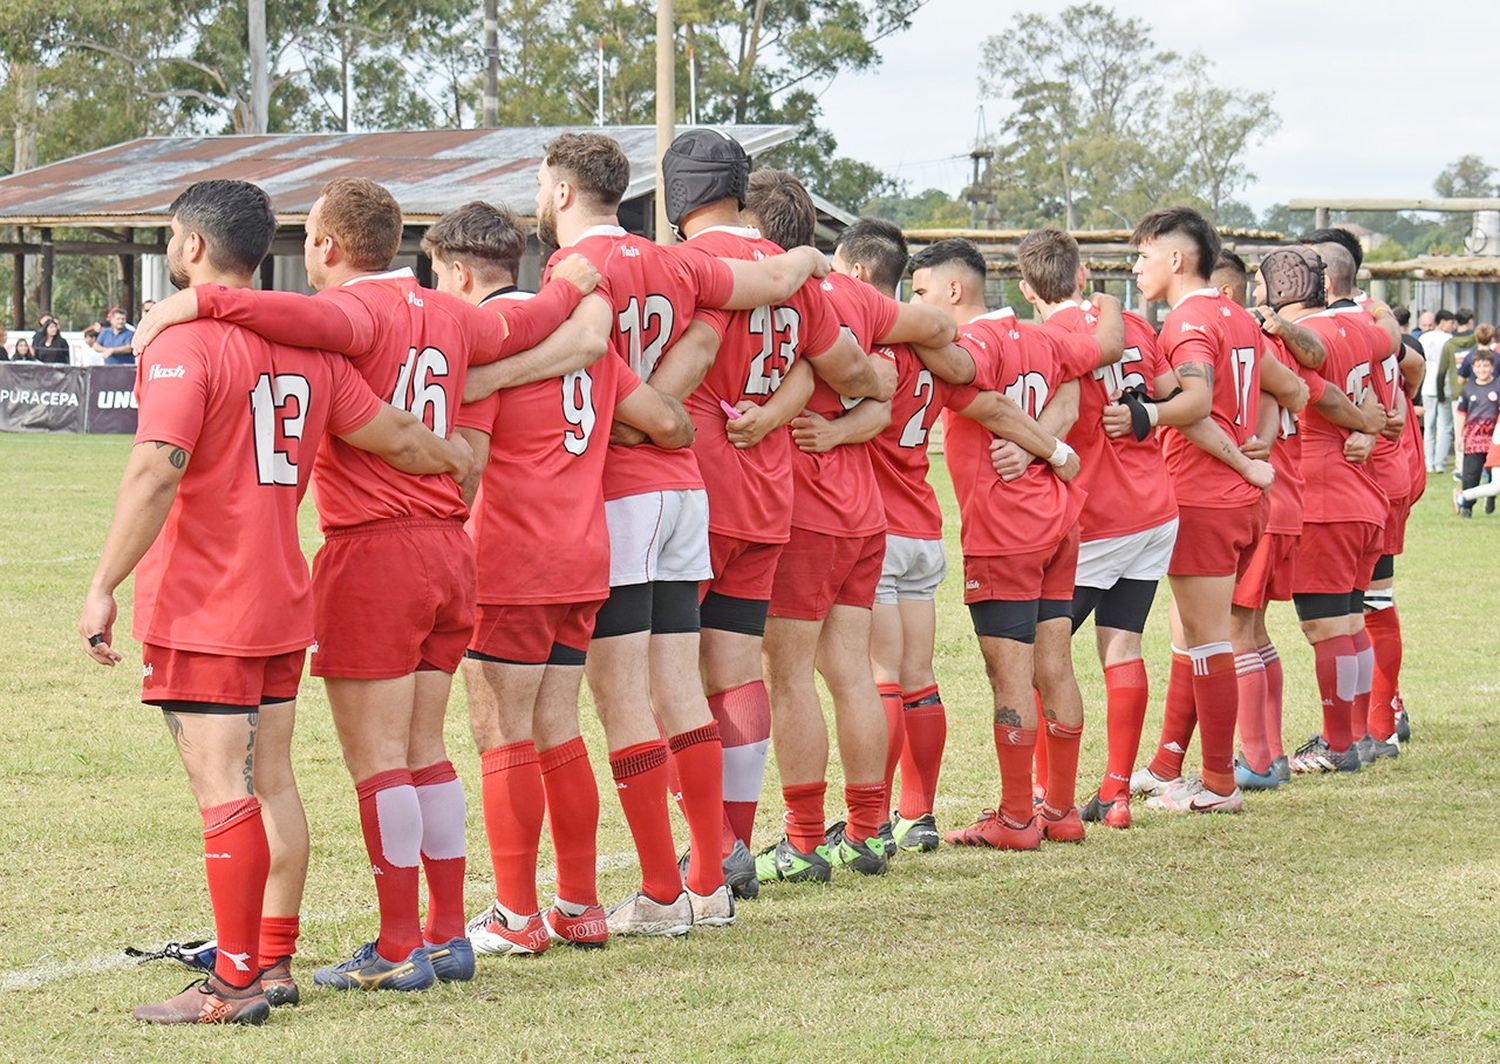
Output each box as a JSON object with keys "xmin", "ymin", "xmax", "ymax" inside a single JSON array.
[{"xmin": 1433, "ymin": 154, "xmax": 1497, "ymax": 199}]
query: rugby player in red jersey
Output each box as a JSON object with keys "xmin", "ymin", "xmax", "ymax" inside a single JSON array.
[
  {"xmin": 133, "ymin": 178, "xmax": 603, "ymax": 990},
  {"xmin": 1281, "ymin": 241, "xmax": 1399, "ymax": 771},
  {"xmin": 422, "ymin": 204, "xmax": 697, "ymax": 955},
  {"xmin": 728, "ymin": 172, "xmax": 945, "ymax": 883},
  {"xmin": 826, "ymin": 221, "xmax": 1075, "ymax": 854},
  {"xmin": 1010, "ymin": 228, "xmax": 1177, "ymax": 830},
  {"xmin": 654, "ymin": 129, "xmax": 890, "ymax": 881},
  {"xmin": 81, "ymin": 180, "xmax": 469, "ymax": 1023},
  {"xmin": 1108, "ymin": 208, "xmax": 1279, "ymax": 814},
  {"xmin": 1230, "ymin": 248, "xmax": 1380, "ymax": 789},
  {"xmin": 512, "ymin": 134, "xmax": 833, "ymax": 925},
  {"xmin": 908, "ymin": 238, "xmax": 1122, "ymax": 849},
  {"xmin": 1302, "ymin": 228, "xmax": 1423, "ymax": 752}
]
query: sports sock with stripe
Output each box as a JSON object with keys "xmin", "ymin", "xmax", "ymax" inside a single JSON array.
[
  {"xmin": 668, "ymin": 723, "xmax": 726, "ymax": 895},
  {"xmin": 355, "ymin": 768, "xmax": 423, "ymax": 963},
  {"xmin": 609, "ymin": 740, "xmax": 682, "ymax": 904},
  {"xmin": 1349, "ymin": 626, "xmax": 1375, "ymax": 740},
  {"xmin": 412, "ymin": 759, "xmax": 466, "ymax": 944},
  {"xmin": 1234, "ymin": 650, "xmax": 1271, "ymax": 775},
  {"xmin": 708, "ymin": 680, "xmax": 771, "ymax": 853},
  {"xmin": 1189, "ymin": 642, "xmax": 1238, "ymax": 795},
  {"xmin": 1312, "ymin": 635, "xmax": 1357, "ymax": 752}
]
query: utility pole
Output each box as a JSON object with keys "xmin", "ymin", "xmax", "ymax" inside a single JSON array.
[
  {"xmin": 482, "ymin": 0, "xmax": 499, "ymax": 127},
  {"xmin": 654, "ymin": 0, "xmax": 675, "ymax": 243},
  {"xmin": 248, "ymin": 0, "xmax": 269, "ymax": 133},
  {"xmin": 963, "ymin": 107, "xmax": 994, "ymax": 229}
]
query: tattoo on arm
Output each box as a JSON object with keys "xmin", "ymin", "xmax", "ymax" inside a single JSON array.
[
  {"xmin": 243, "ymin": 710, "xmax": 258, "ymax": 796},
  {"xmin": 153, "ymin": 441, "xmax": 188, "ymax": 469},
  {"xmin": 994, "ymin": 706, "xmax": 1022, "ymax": 727},
  {"xmin": 1176, "ymin": 361, "xmax": 1213, "ymax": 386}
]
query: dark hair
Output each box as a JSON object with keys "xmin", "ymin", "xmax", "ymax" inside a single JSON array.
[
  {"xmin": 1300, "ymin": 226, "xmax": 1363, "ymax": 270},
  {"xmin": 1457, "ymin": 307, "xmax": 1475, "ymax": 325},
  {"xmin": 1392, "ymin": 304, "xmax": 1411, "ymax": 327},
  {"xmin": 745, "ymin": 169, "xmax": 818, "ymax": 250},
  {"xmin": 544, "ymin": 132, "xmax": 631, "ymax": 209},
  {"xmin": 1471, "ymin": 348, "xmax": 1495, "ymax": 366},
  {"xmin": 834, "ymin": 218, "xmax": 909, "ymax": 294},
  {"xmin": 421, "ymin": 202, "xmax": 525, "ymax": 282},
  {"xmin": 908, "ymin": 238, "xmax": 987, "ymax": 284},
  {"xmin": 1017, "ymin": 227, "xmax": 1081, "ymax": 303},
  {"xmin": 1132, "ymin": 207, "xmax": 1220, "ymax": 282},
  {"xmin": 1213, "ymin": 249, "xmax": 1248, "ymax": 281},
  {"xmin": 318, "ymin": 178, "xmax": 403, "ymax": 271},
  {"xmin": 169, "ymin": 179, "xmax": 277, "ymax": 274},
  {"xmin": 1436, "ymin": 309, "xmax": 1456, "ymax": 324}
]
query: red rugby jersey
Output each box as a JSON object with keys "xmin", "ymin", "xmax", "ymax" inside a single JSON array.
[
  {"xmin": 547, "ymin": 226, "xmax": 734, "ymax": 501},
  {"xmin": 868, "ymin": 342, "xmax": 953, "ymax": 540},
  {"xmin": 1299, "ymin": 309, "xmax": 1390, "ymax": 526},
  {"xmin": 680, "ymin": 226, "xmax": 841, "ymax": 543},
  {"xmin": 195, "ymin": 269, "xmax": 581, "ymax": 530},
  {"xmin": 457, "ymin": 291, "xmax": 642, "ymax": 604},
  {"xmin": 1335, "ymin": 303, "xmax": 1409, "ymax": 503},
  {"xmin": 1262, "ymin": 336, "xmax": 1324, "ymax": 536},
  {"xmin": 1050, "ymin": 303, "xmax": 1177, "ymax": 541},
  {"xmin": 789, "ymin": 273, "xmax": 898, "ymax": 538},
  {"xmin": 131, "ymin": 320, "xmax": 380, "ymax": 655},
  {"xmin": 942, "ymin": 308, "xmax": 1098, "ymax": 557},
  {"xmin": 1158, "ymin": 290, "xmax": 1264, "ymax": 509}
]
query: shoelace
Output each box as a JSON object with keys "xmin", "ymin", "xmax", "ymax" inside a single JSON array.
[
  {"xmin": 125, "ymin": 939, "xmax": 218, "ymax": 973},
  {"xmin": 1293, "ymin": 735, "xmax": 1326, "ymax": 758}
]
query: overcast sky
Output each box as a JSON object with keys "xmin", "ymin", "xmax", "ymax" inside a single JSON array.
[{"xmin": 816, "ymin": 0, "xmax": 1500, "ymax": 212}]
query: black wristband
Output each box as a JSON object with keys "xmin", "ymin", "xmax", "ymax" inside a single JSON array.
[{"xmin": 1120, "ymin": 388, "xmax": 1153, "ymax": 441}]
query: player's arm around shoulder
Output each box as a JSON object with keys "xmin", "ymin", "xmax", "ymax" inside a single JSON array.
[
  {"xmin": 1259, "ymin": 351, "xmax": 1309, "ymax": 413},
  {"xmin": 792, "ymin": 398, "xmax": 890, "ymax": 454},
  {"xmin": 338, "ymin": 404, "xmax": 471, "ymax": 480},
  {"xmin": 712, "ymin": 246, "xmax": 829, "ymax": 309},
  {"xmin": 1085, "ymin": 291, "xmax": 1125, "ymax": 367},
  {"xmin": 809, "ymin": 327, "xmax": 897, "ymax": 401},
  {"xmin": 465, "ymin": 293, "xmax": 612, "ymax": 401}
]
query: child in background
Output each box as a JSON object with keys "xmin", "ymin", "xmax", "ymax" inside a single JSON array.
[{"xmin": 1455, "ymin": 349, "xmax": 1498, "ymax": 516}]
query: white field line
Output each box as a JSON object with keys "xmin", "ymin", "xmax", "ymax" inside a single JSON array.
[
  {"xmin": 0, "ymin": 849, "xmax": 641, "ymax": 992},
  {"xmin": 0, "ymin": 552, "xmax": 93, "ymax": 566}
]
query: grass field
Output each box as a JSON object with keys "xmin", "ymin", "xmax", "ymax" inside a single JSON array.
[{"xmin": 1, "ymin": 432, "xmax": 1497, "ymax": 1062}]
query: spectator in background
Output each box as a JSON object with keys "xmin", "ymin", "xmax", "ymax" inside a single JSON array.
[
  {"xmin": 1454, "ymin": 349, "xmax": 1498, "ymax": 517},
  {"xmin": 8, "ymin": 338, "xmax": 34, "ymax": 361},
  {"xmin": 91, "ymin": 307, "xmax": 135, "ymax": 365},
  {"xmin": 140, "ymin": 299, "xmax": 156, "ymax": 318},
  {"xmin": 1417, "ymin": 309, "xmax": 1436, "ymax": 334},
  {"xmin": 30, "ymin": 313, "xmax": 57, "ymax": 349},
  {"xmin": 33, "ymin": 319, "xmax": 70, "ymax": 364},
  {"xmin": 1423, "ymin": 309, "xmax": 1457, "ymax": 471}
]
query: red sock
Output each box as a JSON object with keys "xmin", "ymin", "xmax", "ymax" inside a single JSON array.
[
  {"xmin": 258, "ymin": 915, "xmax": 299, "ymax": 970},
  {"xmin": 1189, "ymin": 642, "xmax": 1238, "ymax": 795},
  {"xmin": 1031, "ymin": 689, "xmax": 1049, "ymax": 796},
  {"xmin": 993, "ymin": 723, "xmax": 1037, "ymax": 825},
  {"xmin": 355, "ymin": 769, "xmax": 423, "ymax": 963},
  {"xmin": 668, "ymin": 723, "xmax": 726, "ymax": 895},
  {"xmin": 844, "ymin": 782, "xmax": 886, "ymax": 845},
  {"xmin": 610, "ymin": 741, "xmax": 681, "ymax": 903},
  {"xmin": 1350, "ymin": 627, "xmax": 1375, "ymax": 740},
  {"xmin": 201, "ymin": 797, "xmax": 268, "ymax": 988},
  {"xmin": 898, "ymin": 685, "xmax": 946, "ymax": 819},
  {"xmin": 1148, "ymin": 648, "xmax": 1196, "ymax": 780},
  {"xmin": 1365, "ymin": 606, "xmax": 1402, "ymax": 740},
  {"xmin": 480, "ymin": 741, "xmax": 544, "ymax": 916},
  {"xmin": 1259, "ymin": 643, "xmax": 1285, "ymax": 761},
  {"xmin": 1235, "ymin": 650, "xmax": 1271, "ymax": 774},
  {"xmin": 877, "ymin": 682, "xmax": 904, "ymax": 811},
  {"xmin": 782, "ymin": 781, "xmax": 827, "ymax": 854},
  {"xmin": 1312, "ymin": 635, "xmax": 1357, "ymax": 752},
  {"xmin": 411, "ymin": 760, "xmax": 466, "ymax": 943},
  {"xmin": 1101, "ymin": 659, "xmax": 1148, "ymax": 801},
  {"xmin": 709, "ymin": 680, "xmax": 771, "ymax": 853},
  {"xmin": 1042, "ymin": 720, "xmax": 1082, "ymax": 815},
  {"xmin": 539, "ymin": 737, "xmax": 599, "ymax": 908}
]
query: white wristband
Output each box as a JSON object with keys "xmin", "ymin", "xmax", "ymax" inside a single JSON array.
[
  {"xmin": 1047, "ymin": 440, "xmax": 1075, "ymax": 467},
  {"xmin": 1146, "ymin": 403, "xmax": 1160, "ymax": 428}
]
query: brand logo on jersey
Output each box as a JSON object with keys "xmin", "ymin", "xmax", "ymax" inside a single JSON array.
[
  {"xmin": 619, "ymin": 244, "xmax": 639, "ymax": 257},
  {"xmin": 1219, "ymin": 306, "xmax": 1232, "ymax": 317},
  {"xmin": 406, "ymin": 289, "xmax": 425, "ymax": 308},
  {"xmin": 148, "ymin": 363, "xmax": 186, "ymax": 380},
  {"xmin": 1180, "ymin": 322, "xmax": 1207, "ymax": 334},
  {"xmin": 220, "ymin": 950, "xmax": 253, "ymax": 972}
]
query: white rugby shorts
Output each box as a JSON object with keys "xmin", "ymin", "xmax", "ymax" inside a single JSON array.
[
  {"xmin": 605, "ymin": 489, "xmax": 713, "ymax": 586},
  {"xmin": 874, "ymin": 534, "xmax": 947, "ymax": 604},
  {"xmin": 1074, "ymin": 517, "xmax": 1179, "ymax": 590}
]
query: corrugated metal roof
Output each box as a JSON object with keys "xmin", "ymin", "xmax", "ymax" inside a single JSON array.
[{"xmin": 0, "ymin": 125, "xmax": 798, "ymax": 225}]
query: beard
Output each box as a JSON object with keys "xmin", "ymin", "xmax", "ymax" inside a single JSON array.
[
  {"xmin": 166, "ymin": 249, "xmax": 190, "ymax": 291},
  {"xmin": 537, "ymin": 202, "xmax": 558, "ymax": 250}
]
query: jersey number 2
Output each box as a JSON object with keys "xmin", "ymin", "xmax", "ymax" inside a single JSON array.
[
  {"xmin": 250, "ymin": 373, "xmax": 309, "ymax": 487},
  {"xmin": 744, "ymin": 305, "xmax": 802, "ymax": 395}
]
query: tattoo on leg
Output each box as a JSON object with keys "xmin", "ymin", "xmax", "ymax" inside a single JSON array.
[
  {"xmin": 1042, "ymin": 705, "xmax": 1057, "ymax": 721},
  {"xmin": 162, "ymin": 710, "xmax": 186, "ymax": 749},
  {"xmin": 243, "ymin": 711, "xmax": 259, "ymax": 796},
  {"xmin": 994, "ymin": 706, "xmax": 1022, "ymax": 727}
]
